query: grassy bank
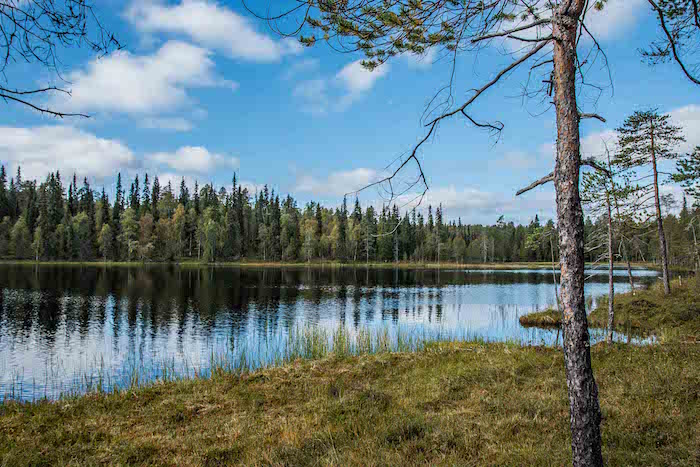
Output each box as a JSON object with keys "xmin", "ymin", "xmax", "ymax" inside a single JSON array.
[
  {"xmin": 0, "ymin": 341, "xmax": 696, "ymax": 466},
  {"xmin": 518, "ymin": 277, "xmax": 700, "ymax": 342},
  {"xmin": 519, "ymin": 308, "xmax": 560, "ymax": 328},
  {"xmin": 588, "ymin": 277, "xmax": 700, "ymax": 342}
]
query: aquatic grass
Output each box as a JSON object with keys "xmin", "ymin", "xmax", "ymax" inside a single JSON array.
[{"xmin": 0, "ymin": 324, "xmax": 485, "ymax": 403}]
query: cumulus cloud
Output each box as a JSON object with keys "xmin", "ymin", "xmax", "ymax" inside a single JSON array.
[
  {"xmin": 419, "ymin": 185, "xmax": 556, "ymax": 223},
  {"xmin": 584, "ymin": 0, "xmax": 648, "ymax": 41},
  {"xmin": 292, "ymin": 79, "xmax": 329, "ymax": 115},
  {"xmin": 283, "ymin": 58, "xmax": 320, "ymax": 80},
  {"xmin": 669, "ymin": 104, "xmax": 700, "ymax": 152},
  {"xmin": 141, "ymin": 117, "xmax": 194, "ymax": 132},
  {"xmin": 0, "ymin": 126, "xmax": 135, "ymax": 181},
  {"xmin": 0, "ymin": 126, "xmax": 244, "ymax": 193},
  {"xmin": 294, "ymin": 60, "xmax": 390, "ymax": 114},
  {"xmin": 148, "ymin": 146, "xmax": 239, "ymax": 174},
  {"xmin": 125, "ymin": 0, "xmax": 301, "ymax": 62},
  {"xmin": 336, "ymin": 60, "xmax": 390, "ymax": 94},
  {"xmin": 52, "ymin": 41, "xmax": 235, "ymax": 116},
  {"xmin": 296, "ymin": 168, "xmax": 379, "ymax": 196},
  {"xmin": 403, "ymin": 48, "xmax": 438, "ymax": 70}
]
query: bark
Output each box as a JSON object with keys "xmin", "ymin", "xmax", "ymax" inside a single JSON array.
[
  {"xmin": 552, "ymin": 2, "xmax": 604, "ymax": 465},
  {"xmin": 606, "ymin": 190, "xmax": 615, "ymax": 344},
  {"xmin": 651, "ymin": 128, "xmax": 671, "ymax": 294},
  {"xmin": 551, "ymin": 237, "xmax": 561, "ymax": 313}
]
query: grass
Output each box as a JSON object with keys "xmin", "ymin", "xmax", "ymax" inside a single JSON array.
[
  {"xmin": 518, "ymin": 276, "xmax": 700, "ymax": 342},
  {"xmin": 0, "ymin": 341, "xmax": 697, "ymax": 466},
  {"xmin": 519, "ymin": 308, "xmax": 561, "ymax": 328},
  {"xmin": 588, "ymin": 277, "xmax": 700, "ymax": 343}
]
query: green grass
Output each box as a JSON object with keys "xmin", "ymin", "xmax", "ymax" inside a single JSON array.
[
  {"xmin": 0, "ymin": 341, "xmax": 696, "ymax": 466},
  {"xmin": 518, "ymin": 277, "xmax": 700, "ymax": 343},
  {"xmin": 588, "ymin": 277, "xmax": 700, "ymax": 343}
]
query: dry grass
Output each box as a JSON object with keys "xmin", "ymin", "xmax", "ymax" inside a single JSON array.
[
  {"xmin": 1, "ymin": 341, "xmax": 697, "ymax": 466},
  {"xmin": 519, "ymin": 308, "xmax": 561, "ymax": 328}
]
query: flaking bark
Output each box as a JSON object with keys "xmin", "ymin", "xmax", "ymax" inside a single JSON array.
[{"xmin": 552, "ymin": 2, "xmax": 604, "ymax": 465}]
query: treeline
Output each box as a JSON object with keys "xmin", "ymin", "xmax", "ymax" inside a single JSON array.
[{"xmin": 0, "ymin": 164, "xmax": 697, "ymax": 266}]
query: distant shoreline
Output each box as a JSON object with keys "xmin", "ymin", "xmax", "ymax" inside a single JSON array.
[{"xmin": 0, "ymin": 259, "xmax": 663, "ymax": 271}]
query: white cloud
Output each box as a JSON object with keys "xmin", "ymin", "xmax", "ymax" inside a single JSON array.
[
  {"xmin": 0, "ymin": 126, "xmax": 135, "ymax": 181},
  {"xmin": 296, "ymin": 168, "xmax": 379, "ymax": 196},
  {"xmin": 491, "ymin": 150, "xmax": 540, "ymax": 170},
  {"xmin": 584, "ymin": 0, "xmax": 648, "ymax": 41},
  {"xmin": 148, "ymin": 146, "xmax": 239, "ymax": 174},
  {"xmin": 420, "ymin": 185, "xmax": 556, "ymax": 223},
  {"xmin": 283, "ymin": 58, "xmax": 320, "ymax": 80},
  {"xmin": 669, "ymin": 104, "xmax": 700, "ymax": 152},
  {"xmin": 292, "ymin": 79, "xmax": 329, "ymax": 115},
  {"xmin": 53, "ymin": 41, "xmax": 235, "ymax": 115},
  {"xmin": 336, "ymin": 60, "xmax": 390, "ymax": 94},
  {"xmin": 403, "ymin": 48, "xmax": 438, "ymax": 70},
  {"xmin": 125, "ymin": 0, "xmax": 301, "ymax": 62},
  {"xmin": 293, "ymin": 60, "xmax": 390, "ymax": 114},
  {"xmin": 141, "ymin": 117, "xmax": 194, "ymax": 132}
]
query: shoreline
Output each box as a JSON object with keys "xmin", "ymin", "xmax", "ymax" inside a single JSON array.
[
  {"xmin": 0, "ymin": 259, "xmax": 663, "ymax": 271},
  {"xmin": 0, "ymin": 340, "xmax": 696, "ymax": 465}
]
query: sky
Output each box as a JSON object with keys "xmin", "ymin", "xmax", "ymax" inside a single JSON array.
[{"xmin": 0, "ymin": 0, "xmax": 698, "ymax": 224}]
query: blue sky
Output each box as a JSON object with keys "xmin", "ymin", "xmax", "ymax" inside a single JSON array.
[{"xmin": 0, "ymin": 0, "xmax": 698, "ymax": 224}]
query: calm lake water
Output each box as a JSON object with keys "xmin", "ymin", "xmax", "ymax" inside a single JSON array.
[{"xmin": 0, "ymin": 265, "xmax": 658, "ymax": 401}]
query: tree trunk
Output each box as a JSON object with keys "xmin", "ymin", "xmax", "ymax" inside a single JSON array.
[
  {"xmin": 651, "ymin": 135, "xmax": 671, "ymax": 294},
  {"xmin": 552, "ymin": 3, "xmax": 604, "ymax": 466},
  {"xmin": 606, "ymin": 190, "xmax": 615, "ymax": 344},
  {"xmin": 551, "ymin": 237, "xmax": 561, "ymax": 314}
]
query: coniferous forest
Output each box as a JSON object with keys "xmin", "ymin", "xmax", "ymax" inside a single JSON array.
[{"xmin": 0, "ymin": 165, "xmax": 698, "ymax": 268}]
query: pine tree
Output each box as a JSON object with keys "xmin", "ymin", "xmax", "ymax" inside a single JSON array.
[
  {"xmin": 142, "ymin": 174, "xmax": 151, "ymax": 215},
  {"xmin": 151, "ymin": 176, "xmax": 161, "ymax": 223},
  {"xmin": 615, "ymin": 109, "xmax": 685, "ymax": 294},
  {"xmin": 179, "ymin": 178, "xmax": 190, "ymax": 208}
]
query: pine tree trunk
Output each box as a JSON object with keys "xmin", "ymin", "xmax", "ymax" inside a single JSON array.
[
  {"xmin": 606, "ymin": 191, "xmax": 615, "ymax": 344},
  {"xmin": 651, "ymin": 138, "xmax": 671, "ymax": 294},
  {"xmin": 552, "ymin": 3, "xmax": 603, "ymax": 465}
]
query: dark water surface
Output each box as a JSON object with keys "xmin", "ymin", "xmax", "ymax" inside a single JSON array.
[{"xmin": 0, "ymin": 265, "xmax": 658, "ymax": 400}]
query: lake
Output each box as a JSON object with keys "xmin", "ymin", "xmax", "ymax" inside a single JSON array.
[{"xmin": 0, "ymin": 265, "xmax": 659, "ymax": 401}]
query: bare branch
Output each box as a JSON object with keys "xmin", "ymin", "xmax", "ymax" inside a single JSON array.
[
  {"xmin": 579, "ymin": 112, "xmax": 606, "ymax": 123},
  {"xmin": 471, "ymin": 18, "xmax": 551, "ymax": 43},
  {"xmin": 581, "ymin": 157, "xmax": 611, "ymax": 177},
  {"xmin": 516, "ymin": 171, "xmax": 555, "ymax": 196}
]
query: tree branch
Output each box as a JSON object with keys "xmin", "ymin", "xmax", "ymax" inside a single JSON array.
[
  {"xmin": 471, "ymin": 19, "xmax": 551, "ymax": 43},
  {"xmin": 647, "ymin": 0, "xmax": 700, "ymax": 85},
  {"xmin": 579, "ymin": 112, "xmax": 606, "ymax": 123},
  {"xmin": 516, "ymin": 172, "xmax": 555, "ymax": 196}
]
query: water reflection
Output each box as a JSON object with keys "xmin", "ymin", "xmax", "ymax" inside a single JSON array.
[{"xmin": 0, "ymin": 265, "xmax": 657, "ymax": 400}]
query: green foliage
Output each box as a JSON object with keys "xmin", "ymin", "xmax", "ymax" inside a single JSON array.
[
  {"xmin": 674, "ymin": 146, "xmax": 700, "ymax": 201},
  {"xmin": 0, "ymin": 165, "xmax": 698, "ymax": 268}
]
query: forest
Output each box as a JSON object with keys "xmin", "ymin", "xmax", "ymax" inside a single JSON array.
[{"xmin": 0, "ymin": 115, "xmax": 698, "ymax": 269}]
